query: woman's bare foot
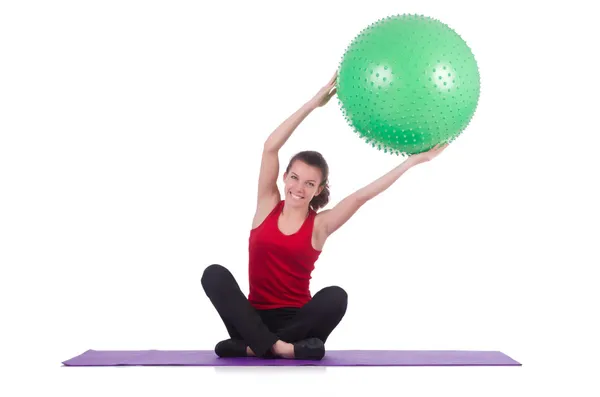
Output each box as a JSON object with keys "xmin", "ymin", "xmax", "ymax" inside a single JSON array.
[
  {"xmin": 271, "ymin": 340, "xmax": 295, "ymax": 359},
  {"xmin": 246, "ymin": 346, "xmax": 255, "ymax": 356}
]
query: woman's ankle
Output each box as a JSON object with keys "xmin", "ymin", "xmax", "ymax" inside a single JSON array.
[{"xmin": 272, "ymin": 340, "xmax": 294, "ymax": 358}]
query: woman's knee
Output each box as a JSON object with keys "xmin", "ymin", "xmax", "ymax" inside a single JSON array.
[
  {"xmin": 201, "ymin": 264, "xmax": 231, "ymax": 291},
  {"xmin": 318, "ymin": 286, "xmax": 348, "ymax": 311}
]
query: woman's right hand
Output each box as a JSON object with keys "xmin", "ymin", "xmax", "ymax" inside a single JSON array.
[{"xmin": 308, "ymin": 71, "xmax": 338, "ymax": 109}]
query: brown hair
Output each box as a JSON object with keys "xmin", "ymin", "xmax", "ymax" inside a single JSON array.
[{"xmin": 285, "ymin": 151, "xmax": 330, "ymax": 211}]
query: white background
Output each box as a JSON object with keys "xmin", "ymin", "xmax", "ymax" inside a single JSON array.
[{"xmin": 1, "ymin": 0, "xmax": 599, "ymax": 396}]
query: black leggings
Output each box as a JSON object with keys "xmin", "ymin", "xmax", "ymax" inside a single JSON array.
[{"xmin": 201, "ymin": 264, "xmax": 348, "ymax": 357}]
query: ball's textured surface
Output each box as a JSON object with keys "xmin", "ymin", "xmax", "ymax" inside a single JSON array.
[{"xmin": 337, "ymin": 14, "xmax": 480, "ymax": 155}]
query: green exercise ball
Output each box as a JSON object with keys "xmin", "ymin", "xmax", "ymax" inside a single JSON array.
[{"xmin": 337, "ymin": 14, "xmax": 480, "ymax": 155}]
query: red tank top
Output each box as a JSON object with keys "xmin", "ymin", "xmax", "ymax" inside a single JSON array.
[{"xmin": 248, "ymin": 200, "xmax": 322, "ymax": 309}]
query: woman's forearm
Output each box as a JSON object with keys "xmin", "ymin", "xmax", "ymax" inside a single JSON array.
[
  {"xmin": 264, "ymin": 101, "xmax": 316, "ymax": 152},
  {"xmin": 355, "ymin": 158, "xmax": 420, "ymax": 202}
]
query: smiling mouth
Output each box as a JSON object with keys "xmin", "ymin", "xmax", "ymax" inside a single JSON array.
[{"xmin": 290, "ymin": 192, "xmax": 304, "ymax": 200}]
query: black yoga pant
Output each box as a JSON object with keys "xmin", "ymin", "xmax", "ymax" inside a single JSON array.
[{"xmin": 201, "ymin": 264, "xmax": 348, "ymax": 358}]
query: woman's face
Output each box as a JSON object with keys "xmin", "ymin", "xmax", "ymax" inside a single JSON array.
[{"xmin": 283, "ymin": 160, "xmax": 323, "ymax": 208}]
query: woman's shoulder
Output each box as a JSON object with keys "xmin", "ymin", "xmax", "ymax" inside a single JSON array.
[
  {"xmin": 312, "ymin": 208, "xmax": 330, "ymax": 230},
  {"xmin": 251, "ymin": 195, "xmax": 282, "ymax": 230},
  {"xmin": 311, "ymin": 209, "xmax": 331, "ymax": 251}
]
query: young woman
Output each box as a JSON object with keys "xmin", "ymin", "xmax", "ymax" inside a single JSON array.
[{"xmin": 201, "ymin": 71, "xmax": 448, "ymax": 360}]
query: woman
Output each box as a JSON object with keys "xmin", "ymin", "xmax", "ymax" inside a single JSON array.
[{"xmin": 201, "ymin": 71, "xmax": 448, "ymax": 360}]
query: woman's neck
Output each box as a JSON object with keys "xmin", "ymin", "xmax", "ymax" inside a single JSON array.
[{"xmin": 281, "ymin": 201, "xmax": 309, "ymax": 221}]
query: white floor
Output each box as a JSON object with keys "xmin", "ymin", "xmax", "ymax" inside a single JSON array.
[{"xmin": 41, "ymin": 363, "xmax": 593, "ymax": 397}]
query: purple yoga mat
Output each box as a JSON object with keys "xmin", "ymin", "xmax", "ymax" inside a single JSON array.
[{"xmin": 62, "ymin": 349, "xmax": 521, "ymax": 366}]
